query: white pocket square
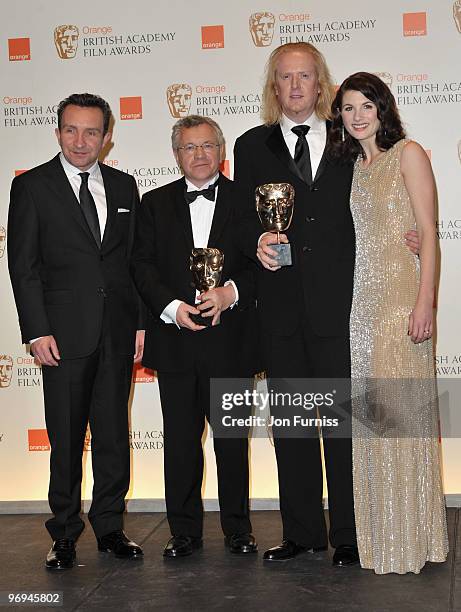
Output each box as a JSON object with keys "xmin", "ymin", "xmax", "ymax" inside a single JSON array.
[{"xmin": 117, "ymin": 208, "xmax": 130, "ymax": 213}]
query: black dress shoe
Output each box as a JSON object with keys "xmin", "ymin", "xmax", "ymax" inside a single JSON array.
[
  {"xmin": 163, "ymin": 535, "xmax": 203, "ymax": 558},
  {"xmin": 263, "ymin": 540, "xmax": 327, "ymax": 561},
  {"xmin": 97, "ymin": 530, "xmax": 143, "ymax": 558},
  {"xmin": 45, "ymin": 538, "xmax": 76, "ymax": 570},
  {"xmin": 263, "ymin": 540, "xmax": 305, "ymax": 561},
  {"xmin": 225, "ymin": 533, "xmax": 258, "ymax": 554},
  {"xmin": 332, "ymin": 544, "xmax": 359, "ymax": 567}
]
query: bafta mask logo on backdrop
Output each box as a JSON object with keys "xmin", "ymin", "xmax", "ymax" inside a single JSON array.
[
  {"xmin": 454, "ymin": 1, "xmax": 461, "ymax": 33},
  {"xmin": 402, "ymin": 12, "xmax": 427, "ymax": 37},
  {"xmin": 166, "ymin": 83, "xmax": 192, "ymax": 118},
  {"xmin": 54, "ymin": 25, "xmax": 79, "ymax": 59},
  {"xmin": 374, "ymin": 72, "xmax": 393, "ymax": 88},
  {"xmin": 0, "ymin": 355, "xmax": 14, "ymax": 388},
  {"xmin": 0, "ymin": 227, "xmax": 6, "ymax": 259},
  {"xmin": 83, "ymin": 426, "xmax": 91, "ymax": 451},
  {"xmin": 8, "ymin": 38, "xmax": 31, "ymax": 61},
  {"xmin": 249, "ymin": 12, "xmax": 275, "ymax": 47}
]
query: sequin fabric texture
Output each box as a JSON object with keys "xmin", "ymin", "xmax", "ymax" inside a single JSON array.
[{"xmin": 350, "ymin": 139, "xmax": 448, "ymax": 574}]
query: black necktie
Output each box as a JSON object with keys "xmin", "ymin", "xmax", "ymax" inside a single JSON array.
[
  {"xmin": 184, "ymin": 178, "xmax": 218, "ymax": 204},
  {"xmin": 291, "ymin": 125, "xmax": 312, "ymax": 184},
  {"xmin": 79, "ymin": 172, "xmax": 101, "ymax": 247}
]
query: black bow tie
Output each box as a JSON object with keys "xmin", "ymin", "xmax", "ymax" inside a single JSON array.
[{"xmin": 184, "ymin": 179, "xmax": 218, "ymax": 204}]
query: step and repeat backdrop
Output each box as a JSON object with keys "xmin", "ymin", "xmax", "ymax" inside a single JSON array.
[{"xmin": 1, "ymin": 1, "xmax": 460, "ymax": 506}]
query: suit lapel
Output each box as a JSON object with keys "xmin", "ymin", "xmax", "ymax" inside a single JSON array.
[
  {"xmin": 207, "ymin": 174, "xmax": 231, "ymax": 247},
  {"xmin": 266, "ymin": 124, "xmax": 305, "ymax": 184},
  {"xmin": 174, "ymin": 177, "xmax": 194, "ymax": 251},
  {"xmin": 43, "ymin": 155, "xmax": 99, "ymax": 246}
]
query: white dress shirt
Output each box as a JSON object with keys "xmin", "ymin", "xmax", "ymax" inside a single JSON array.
[
  {"xmin": 279, "ymin": 112, "xmax": 327, "ymax": 179},
  {"xmin": 161, "ymin": 173, "xmax": 238, "ymax": 325},
  {"xmin": 59, "ymin": 152, "xmax": 108, "ymax": 238}
]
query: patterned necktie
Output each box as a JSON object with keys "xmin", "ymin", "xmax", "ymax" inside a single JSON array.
[
  {"xmin": 79, "ymin": 172, "xmax": 101, "ymax": 247},
  {"xmin": 184, "ymin": 178, "xmax": 219, "ymax": 204},
  {"xmin": 291, "ymin": 125, "xmax": 312, "ymax": 184}
]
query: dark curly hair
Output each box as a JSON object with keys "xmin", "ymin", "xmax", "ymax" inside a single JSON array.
[
  {"xmin": 57, "ymin": 93, "xmax": 112, "ymax": 134},
  {"xmin": 327, "ymin": 72, "xmax": 406, "ymax": 163}
]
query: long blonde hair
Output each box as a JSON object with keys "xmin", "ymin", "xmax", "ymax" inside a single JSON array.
[{"xmin": 261, "ymin": 42, "xmax": 335, "ymax": 125}]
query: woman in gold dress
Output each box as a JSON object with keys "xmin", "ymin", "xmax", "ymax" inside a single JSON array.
[{"xmin": 328, "ymin": 72, "xmax": 448, "ymax": 574}]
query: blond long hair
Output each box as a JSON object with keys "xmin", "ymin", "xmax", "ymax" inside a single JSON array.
[{"xmin": 261, "ymin": 42, "xmax": 335, "ymax": 125}]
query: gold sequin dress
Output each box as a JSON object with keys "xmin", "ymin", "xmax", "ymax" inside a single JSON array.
[{"xmin": 350, "ymin": 139, "xmax": 448, "ymax": 575}]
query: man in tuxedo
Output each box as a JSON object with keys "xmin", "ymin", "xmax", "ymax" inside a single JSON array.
[
  {"xmin": 234, "ymin": 42, "xmax": 419, "ymax": 566},
  {"xmin": 8, "ymin": 93, "xmax": 144, "ymax": 569},
  {"xmin": 130, "ymin": 115, "xmax": 258, "ymax": 557}
]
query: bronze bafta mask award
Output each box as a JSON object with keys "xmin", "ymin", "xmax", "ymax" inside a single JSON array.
[
  {"xmin": 190, "ymin": 247, "xmax": 224, "ymax": 326},
  {"xmin": 255, "ymin": 183, "xmax": 295, "ymax": 266}
]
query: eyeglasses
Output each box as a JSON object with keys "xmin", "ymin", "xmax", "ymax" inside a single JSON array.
[{"xmin": 176, "ymin": 142, "xmax": 220, "ymax": 155}]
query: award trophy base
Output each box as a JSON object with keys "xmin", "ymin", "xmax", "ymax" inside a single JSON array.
[{"xmin": 272, "ymin": 242, "xmax": 292, "ymax": 267}]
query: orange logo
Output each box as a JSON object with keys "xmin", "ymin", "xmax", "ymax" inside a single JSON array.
[
  {"xmin": 0, "ymin": 227, "xmax": 5, "ymax": 259},
  {"xmin": 120, "ymin": 97, "xmax": 143, "ymax": 120},
  {"xmin": 220, "ymin": 160, "xmax": 230, "ymax": 178},
  {"xmin": 249, "ymin": 12, "xmax": 275, "ymax": 47},
  {"xmin": 166, "ymin": 84, "xmax": 192, "ymax": 118},
  {"xmin": 403, "ymin": 12, "xmax": 427, "ymax": 36},
  {"xmin": 0, "ymin": 355, "xmax": 13, "ymax": 388},
  {"xmin": 14, "ymin": 170, "xmax": 28, "ymax": 176},
  {"xmin": 201, "ymin": 25, "xmax": 224, "ymax": 49},
  {"xmin": 28, "ymin": 429, "xmax": 50, "ymax": 451},
  {"xmin": 54, "ymin": 25, "xmax": 79, "ymax": 59},
  {"xmin": 133, "ymin": 364, "xmax": 156, "ymax": 383},
  {"xmin": 8, "ymin": 38, "xmax": 31, "ymax": 61}
]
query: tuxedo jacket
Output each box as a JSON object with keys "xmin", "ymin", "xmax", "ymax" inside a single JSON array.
[
  {"xmin": 234, "ymin": 123, "xmax": 355, "ymax": 338},
  {"xmin": 130, "ymin": 174, "xmax": 259, "ymax": 375},
  {"xmin": 8, "ymin": 154, "xmax": 141, "ymax": 359}
]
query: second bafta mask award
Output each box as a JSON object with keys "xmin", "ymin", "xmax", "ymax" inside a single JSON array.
[
  {"xmin": 190, "ymin": 247, "xmax": 224, "ymax": 326},
  {"xmin": 255, "ymin": 183, "xmax": 295, "ymax": 267}
]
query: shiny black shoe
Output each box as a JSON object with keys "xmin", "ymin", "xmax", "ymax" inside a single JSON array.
[
  {"xmin": 332, "ymin": 544, "xmax": 359, "ymax": 567},
  {"xmin": 163, "ymin": 535, "xmax": 203, "ymax": 558},
  {"xmin": 45, "ymin": 538, "xmax": 76, "ymax": 570},
  {"xmin": 263, "ymin": 540, "xmax": 306, "ymax": 561},
  {"xmin": 225, "ymin": 533, "xmax": 258, "ymax": 554},
  {"xmin": 97, "ymin": 530, "xmax": 143, "ymax": 558}
]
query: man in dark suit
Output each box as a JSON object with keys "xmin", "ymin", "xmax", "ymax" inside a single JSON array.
[
  {"xmin": 130, "ymin": 115, "xmax": 258, "ymax": 557},
  {"xmin": 8, "ymin": 93, "xmax": 144, "ymax": 569},
  {"xmin": 233, "ymin": 41, "xmax": 359, "ymax": 567},
  {"xmin": 234, "ymin": 43, "xmax": 420, "ymax": 567}
]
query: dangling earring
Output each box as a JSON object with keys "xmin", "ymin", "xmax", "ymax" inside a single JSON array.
[{"xmin": 341, "ymin": 125, "xmax": 345, "ymax": 142}]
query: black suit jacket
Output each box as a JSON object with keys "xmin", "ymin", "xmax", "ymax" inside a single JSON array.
[
  {"xmin": 130, "ymin": 174, "xmax": 259, "ymax": 375},
  {"xmin": 234, "ymin": 123, "xmax": 355, "ymax": 338},
  {"xmin": 8, "ymin": 154, "xmax": 141, "ymax": 359}
]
